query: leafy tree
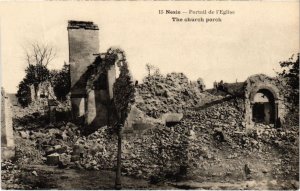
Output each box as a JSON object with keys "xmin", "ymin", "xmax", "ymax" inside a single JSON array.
[
  {"xmin": 51, "ymin": 62, "xmax": 71, "ymax": 101},
  {"xmin": 277, "ymin": 53, "xmax": 299, "ymax": 105},
  {"xmin": 16, "ymin": 80, "xmax": 32, "ymax": 107}
]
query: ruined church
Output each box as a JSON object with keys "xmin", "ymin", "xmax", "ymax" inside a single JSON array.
[
  {"xmin": 68, "ymin": 21, "xmax": 120, "ymax": 128},
  {"xmin": 67, "ymin": 20, "xmax": 286, "ymax": 130}
]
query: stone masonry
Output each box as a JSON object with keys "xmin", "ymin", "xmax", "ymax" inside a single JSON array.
[
  {"xmin": 1, "ymin": 88, "xmax": 15, "ymax": 160},
  {"xmin": 68, "ymin": 21, "xmax": 118, "ymax": 128},
  {"xmin": 68, "ymin": 21, "xmax": 100, "ymax": 120}
]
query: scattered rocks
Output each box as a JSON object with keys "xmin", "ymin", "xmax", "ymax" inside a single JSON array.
[{"xmin": 1, "ymin": 160, "xmax": 28, "ymax": 189}]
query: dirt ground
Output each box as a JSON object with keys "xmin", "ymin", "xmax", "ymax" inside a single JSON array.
[
  {"xmin": 3, "ymin": 163, "xmax": 298, "ymax": 190},
  {"xmin": 16, "ymin": 165, "xmax": 177, "ymax": 190}
]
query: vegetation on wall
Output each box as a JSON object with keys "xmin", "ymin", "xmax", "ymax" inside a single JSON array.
[{"xmin": 112, "ymin": 48, "xmax": 135, "ymax": 125}]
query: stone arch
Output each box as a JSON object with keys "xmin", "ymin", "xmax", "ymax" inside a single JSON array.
[
  {"xmin": 244, "ymin": 74, "xmax": 284, "ymax": 128},
  {"xmin": 249, "ymin": 85, "xmax": 279, "ymax": 103},
  {"xmin": 250, "ymin": 87, "xmax": 277, "ymax": 125}
]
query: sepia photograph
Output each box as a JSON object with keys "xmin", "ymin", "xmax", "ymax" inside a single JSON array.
[{"xmin": 0, "ymin": 1, "xmax": 299, "ymax": 190}]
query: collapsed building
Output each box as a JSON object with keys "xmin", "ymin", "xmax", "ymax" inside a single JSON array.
[
  {"xmin": 66, "ymin": 21, "xmax": 292, "ymax": 180},
  {"xmin": 68, "ymin": 21, "xmax": 120, "ymax": 128},
  {"xmin": 29, "ymin": 81, "xmax": 56, "ymax": 101},
  {"xmin": 68, "ymin": 20, "xmax": 287, "ymax": 131},
  {"xmin": 1, "ymin": 20, "xmax": 292, "ymax": 185}
]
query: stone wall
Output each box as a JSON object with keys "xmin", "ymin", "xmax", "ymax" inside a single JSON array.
[
  {"xmin": 86, "ymin": 89, "xmax": 110, "ymax": 127},
  {"xmin": 107, "ymin": 64, "xmax": 116, "ymax": 99},
  {"xmin": 1, "ymin": 88, "xmax": 15, "ymax": 160},
  {"xmin": 68, "ymin": 21, "xmax": 99, "ymax": 119}
]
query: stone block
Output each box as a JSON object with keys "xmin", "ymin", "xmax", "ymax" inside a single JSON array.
[
  {"xmin": 1, "ymin": 88, "xmax": 15, "ymax": 160},
  {"xmin": 46, "ymin": 153, "xmax": 60, "ymax": 165}
]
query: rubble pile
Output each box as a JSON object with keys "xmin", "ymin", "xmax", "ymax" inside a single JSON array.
[
  {"xmin": 72, "ymin": 124, "xmax": 193, "ymax": 179},
  {"xmin": 135, "ymin": 73, "xmax": 219, "ymax": 118},
  {"xmin": 187, "ymin": 98, "xmax": 245, "ymax": 133},
  {"xmin": 184, "ymin": 99, "xmax": 298, "ymax": 180},
  {"xmin": 71, "ymin": 126, "xmax": 118, "ymax": 170},
  {"xmin": 6, "ymin": 72, "xmax": 298, "ymax": 186},
  {"xmin": 72, "ymin": 96, "xmax": 298, "ymax": 181},
  {"xmin": 1, "ymin": 160, "xmax": 29, "ymax": 189},
  {"xmin": 54, "ymin": 98, "xmax": 72, "ymax": 120},
  {"xmin": 14, "ymin": 136, "xmax": 44, "ymax": 165},
  {"xmin": 69, "ymin": 98, "xmax": 243, "ymax": 179},
  {"xmin": 15, "ymin": 122, "xmax": 80, "ymax": 168},
  {"xmin": 13, "ymin": 99, "xmax": 48, "ymax": 119},
  {"xmin": 13, "ymin": 98, "xmax": 71, "ymax": 131}
]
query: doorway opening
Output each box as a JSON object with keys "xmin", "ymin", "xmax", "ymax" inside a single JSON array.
[{"xmin": 252, "ymin": 89, "xmax": 276, "ymax": 125}]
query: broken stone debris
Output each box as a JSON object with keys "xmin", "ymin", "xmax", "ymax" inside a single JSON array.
[{"xmin": 1, "ymin": 160, "xmax": 28, "ymax": 189}]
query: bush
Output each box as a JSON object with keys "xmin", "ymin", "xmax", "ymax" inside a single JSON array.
[
  {"xmin": 51, "ymin": 63, "xmax": 70, "ymax": 101},
  {"xmin": 277, "ymin": 53, "xmax": 299, "ymax": 106},
  {"xmin": 16, "ymin": 80, "xmax": 32, "ymax": 107}
]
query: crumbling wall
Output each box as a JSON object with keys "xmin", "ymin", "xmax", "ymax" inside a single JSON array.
[
  {"xmin": 107, "ymin": 64, "xmax": 116, "ymax": 99},
  {"xmin": 68, "ymin": 21, "xmax": 99, "ymax": 119},
  {"xmin": 1, "ymin": 88, "xmax": 15, "ymax": 160},
  {"xmin": 38, "ymin": 81, "xmax": 56, "ymax": 99},
  {"xmin": 86, "ymin": 89, "xmax": 110, "ymax": 127},
  {"xmin": 68, "ymin": 20, "xmax": 123, "ymax": 129},
  {"xmin": 84, "ymin": 49, "xmax": 122, "ymax": 129}
]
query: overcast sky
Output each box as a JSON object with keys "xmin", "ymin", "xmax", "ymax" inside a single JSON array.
[{"xmin": 0, "ymin": 1, "xmax": 299, "ymax": 93}]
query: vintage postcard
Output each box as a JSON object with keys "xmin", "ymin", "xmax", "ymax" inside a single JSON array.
[{"xmin": 0, "ymin": 1, "xmax": 299, "ymax": 190}]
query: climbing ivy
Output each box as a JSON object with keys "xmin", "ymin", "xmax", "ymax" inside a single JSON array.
[{"xmin": 112, "ymin": 48, "xmax": 135, "ymax": 125}]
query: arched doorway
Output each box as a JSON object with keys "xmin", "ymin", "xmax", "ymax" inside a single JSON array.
[
  {"xmin": 251, "ymin": 89, "xmax": 277, "ymax": 125},
  {"xmin": 244, "ymin": 75, "xmax": 285, "ymax": 128}
]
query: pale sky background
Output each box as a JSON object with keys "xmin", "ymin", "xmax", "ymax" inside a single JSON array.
[{"xmin": 0, "ymin": 1, "xmax": 299, "ymax": 93}]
